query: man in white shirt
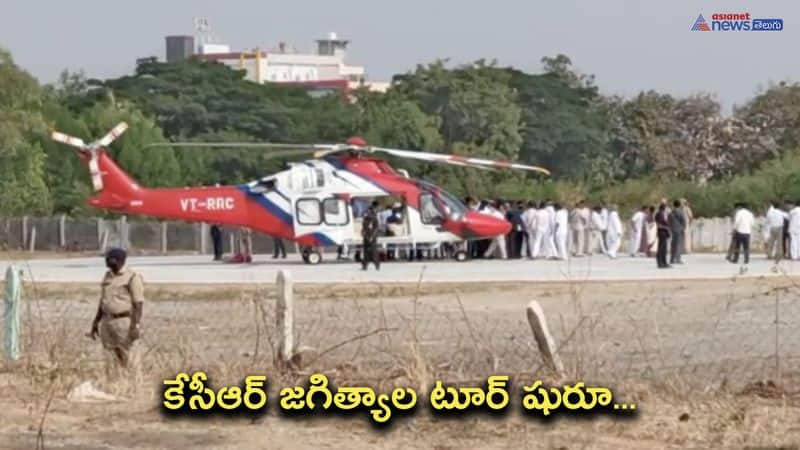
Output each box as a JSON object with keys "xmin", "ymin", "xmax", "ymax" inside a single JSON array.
[
  {"xmin": 554, "ymin": 203, "xmax": 570, "ymax": 260},
  {"xmin": 590, "ymin": 206, "xmax": 608, "ymax": 255},
  {"xmin": 569, "ymin": 201, "xmax": 587, "ymax": 257},
  {"xmin": 579, "ymin": 204, "xmax": 592, "ymax": 256},
  {"xmin": 600, "ymin": 203, "xmax": 610, "ymax": 250},
  {"xmin": 731, "ymin": 202, "xmax": 754, "ymax": 266},
  {"xmin": 544, "ymin": 201, "xmax": 558, "ymax": 259},
  {"xmin": 522, "ymin": 201, "xmax": 538, "ymax": 259},
  {"xmin": 789, "ymin": 201, "xmax": 800, "ymax": 260},
  {"xmin": 482, "ymin": 202, "xmax": 508, "ymax": 259},
  {"xmin": 629, "ymin": 206, "xmax": 646, "ymax": 257},
  {"xmin": 532, "ymin": 202, "xmax": 551, "ymax": 258},
  {"xmin": 765, "ymin": 201, "xmax": 789, "ymax": 260},
  {"xmin": 605, "ymin": 205, "xmax": 623, "ymax": 259}
]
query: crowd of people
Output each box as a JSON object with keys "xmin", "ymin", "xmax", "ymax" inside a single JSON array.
[
  {"xmin": 469, "ymin": 197, "xmax": 696, "ymax": 268},
  {"xmin": 471, "ymin": 197, "xmax": 800, "ymax": 269}
]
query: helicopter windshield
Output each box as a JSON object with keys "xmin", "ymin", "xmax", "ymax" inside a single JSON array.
[{"xmin": 416, "ymin": 180, "xmax": 467, "ymax": 220}]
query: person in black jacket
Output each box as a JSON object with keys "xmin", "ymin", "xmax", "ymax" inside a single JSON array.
[
  {"xmin": 655, "ymin": 203, "xmax": 671, "ymax": 268},
  {"xmin": 506, "ymin": 201, "xmax": 525, "ymax": 259},
  {"xmin": 210, "ymin": 224, "xmax": 222, "ymax": 261},
  {"xmin": 361, "ymin": 203, "xmax": 381, "ymax": 271}
]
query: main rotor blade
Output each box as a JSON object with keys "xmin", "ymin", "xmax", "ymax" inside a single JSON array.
[
  {"xmin": 371, "ymin": 147, "xmax": 551, "ymax": 176},
  {"xmin": 146, "ymin": 142, "xmax": 338, "ymax": 150},
  {"xmin": 96, "ymin": 122, "xmax": 129, "ymax": 147},
  {"xmin": 51, "ymin": 131, "xmax": 86, "ymax": 148}
]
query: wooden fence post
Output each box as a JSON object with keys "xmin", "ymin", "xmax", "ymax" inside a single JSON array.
[
  {"xmin": 21, "ymin": 216, "xmax": 28, "ymax": 250},
  {"xmin": 526, "ymin": 300, "xmax": 565, "ymax": 378},
  {"xmin": 28, "ymin": 227, "xmax": 36, "ymax": 253},
  {"xmin": 160, "ymin": 222, "xmax": 168, "ymax": 254},
  {"xmin": 276, "ymin": 270, "xmax": 294, "ymax": 365},
  {"xmin": 59, "ymin": 214, "xmax": 67, "ymax": 249},
  {"xmin": 119, "ymin": 216, "xmax": 129, "ymax": 249}
]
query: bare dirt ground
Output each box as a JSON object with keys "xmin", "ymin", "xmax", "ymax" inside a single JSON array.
[{"xmin": 1, "ymin": 278, "xmax": 800, "ymax": 449}]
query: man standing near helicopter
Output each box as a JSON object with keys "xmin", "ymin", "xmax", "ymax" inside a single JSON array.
[{"xmin": 361, "ymin": 202, "xmax": 381, "ymax": 271}]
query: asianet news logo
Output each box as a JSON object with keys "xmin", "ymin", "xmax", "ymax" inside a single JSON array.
[{"xmin": 691, "ymin": 13, "xmax": 784, "ymax": 31}]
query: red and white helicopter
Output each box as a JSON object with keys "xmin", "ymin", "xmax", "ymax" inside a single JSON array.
[{"xmin": 51, "ymin": 123, "xmax": 550, "ymax": 264}]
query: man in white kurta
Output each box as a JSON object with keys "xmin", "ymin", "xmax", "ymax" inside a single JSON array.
[
  {"xmin": 554, "ymin": 204, "xmax": 570, "ymax": 260},
  {"xmin": 789, "ymin": 203, "xmax": 800, "ymax": 260},
  {"xmin": 629, "ymin": 207, "xmax": 646, "ymax": 257},
  {"xmin": 544, "ymin": 202, "xmax": 558, "ymax": 258},
  {"xmin": 522, "ymin": 202, "xmax": 538, "ymax": 259},
  {"xmin": 580, "ymin": 205, "xmax": 592, "ymax": 256},
  {"xmin": 605, "ymin": 206, "xmax": 623, "ymax": 258},
  {"xmin": 590, "ymin": 207, "xmax": 608, "ymax": 255},
  {"xmin": 482, "ymin": 204, "xmax": 508, "ymax": 259},
  {"xmin": 569, "ymin": 201, "xmax": 587, "ymax": 257},
  {"xmin": 600, "ymin": 205, "xmax": 609, "ymax": 250},
  {"xmin": 532, "ymin": 205, "xmax": 551, "ymax": 258}
]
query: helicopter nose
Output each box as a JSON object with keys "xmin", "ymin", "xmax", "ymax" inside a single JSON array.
[{"xmin": 463, "ymin": 210, "xmax": 511, "ymax": 238}]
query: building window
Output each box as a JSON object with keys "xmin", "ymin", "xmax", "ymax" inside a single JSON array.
[
  {"xmin": 323, "ymin": 198, "xmax": 349, "ymax": 226},
  {"xmin": 296, "ymin": 198, "xmax": 322, "ymax": 225}
]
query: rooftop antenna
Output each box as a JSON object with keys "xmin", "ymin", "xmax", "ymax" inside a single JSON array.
[{"xmin": 193, "ymin": 17, "xmax": 218, "ymax": 50}]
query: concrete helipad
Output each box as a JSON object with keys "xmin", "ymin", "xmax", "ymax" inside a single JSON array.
[{"xmin": 1, "ymin": 253, "xmax": 797, "ymax": 284}]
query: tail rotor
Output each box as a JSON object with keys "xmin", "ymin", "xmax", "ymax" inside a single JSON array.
[{"xmin": 50, "ymin": 122, "xmax": 129, "ymax": 191}]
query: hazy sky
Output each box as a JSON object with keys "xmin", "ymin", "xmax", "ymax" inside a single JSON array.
[{"xmin": 2, "ymin": 0, "xmax": 798, "ymax": 112}]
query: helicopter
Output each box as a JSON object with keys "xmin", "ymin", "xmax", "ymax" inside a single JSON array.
[{"xmin": 51, "ymin": 123, "xmax": 550, "ymax": 264}]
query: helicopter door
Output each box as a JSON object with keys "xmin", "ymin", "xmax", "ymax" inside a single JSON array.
[{"xmin": 293, "ymin": 195, "xmax": 351, "ymax": 247}]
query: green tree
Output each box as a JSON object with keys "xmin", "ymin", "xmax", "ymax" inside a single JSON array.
[
  {"xmin": 391, "ymin": 60, "xmax": 523, "ymax": 197},
  {"xmin": 509, "ymin": 59, "xmax": 612, "ymax": 183},
  {"xmin": 0, "ymin": 48, "xmax": 52, "ymax": 215}
]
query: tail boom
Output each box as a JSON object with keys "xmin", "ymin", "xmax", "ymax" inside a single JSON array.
[{"xmin": 86, "ymin": 150, "xmax": 295, "ymax": 239}]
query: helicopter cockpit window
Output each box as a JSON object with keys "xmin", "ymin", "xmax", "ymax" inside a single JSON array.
[
  {"xmin": 416, "ymin": 180, "xmax": 466, "ymax": 220},
  {"xmin": 296, "ymin": 198, "xmax": 322, "ymax": 225},
  {"xmin": 436, "ymin": 188, "xmax": 467, "ymax": 219},
  {"xmin": 323, "ymin": 198, "xmax": 349, "ymax": 226},
  {"xmin": 419, "ymin": 193, "xmax": 444, "ymax": 225}
]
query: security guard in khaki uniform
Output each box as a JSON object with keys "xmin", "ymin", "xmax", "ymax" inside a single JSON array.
[{"xmin": 89, "ymin": 248, "xmax": 144, "ymax": 367}]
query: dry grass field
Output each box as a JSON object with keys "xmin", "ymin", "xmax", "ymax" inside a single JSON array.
[{"xmin": 1, "ymin": 276, "xmax": 799, "ymax": 449}]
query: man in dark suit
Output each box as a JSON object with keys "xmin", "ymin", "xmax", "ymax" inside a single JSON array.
[
  {"xmin": 361, "ymin": 203, "xmax": 381, "ymax": 271},
  {"xmin": 668, "ymin": 200, "xmax": 686, "ymax": 264},
  {"xmin": 210, "ymin": 224, "xmax": 222, "ymax": 261},
  {"xmin": 505, "ymin": 201, "xmax": 525, "ymax": 258},
  {"xmin": 655, "ymin": 203, "xmax": 671, "ymax": 268}
]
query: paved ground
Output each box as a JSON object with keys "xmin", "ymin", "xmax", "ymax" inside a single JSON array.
[{"xmin": 1, "ymin": 252, "xmax": 795, "ymax": 283}]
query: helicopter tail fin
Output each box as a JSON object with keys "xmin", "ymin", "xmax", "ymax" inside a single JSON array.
[{"xmin": 85, "ymin": 149, "xmax": 146, "ymax": 210}]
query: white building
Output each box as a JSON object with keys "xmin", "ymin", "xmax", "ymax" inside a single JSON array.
[{"xmin": 194, "ymin": 32, "xmax": 389, "ymax": 93}]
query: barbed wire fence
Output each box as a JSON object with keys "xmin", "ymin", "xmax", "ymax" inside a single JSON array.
[{"xmin": 2, "ymin": 260, "xmax": 799, "ymax": 403}]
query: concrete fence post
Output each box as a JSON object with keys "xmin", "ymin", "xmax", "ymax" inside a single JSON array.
[
  {"xmin": 100, "ymin": 229, "xmax": 109, "ymax": 254},
  {"xmin": 160, "ymin": 222, "xmax": 168, "ymax": 254},
  {"xmin": 28, "ymin": 227, "xmax": 36, "ymax": 253},
  {"xmin": 96, "ymin": 218, "xmax": 103, "ymax": 249},
  {"xmin": 3, "ymin": 265, "xmax": 23, "ymax": 361},
  {"xmin": 200, "ymin": 223, "xmax": 208, "ymax": 254},
  {"xmin": 119, "ymin": 216, "xmax": 129, "ymax": 249},
  {"xmin": 526, "ymin": 300, "xmax": 565, "ymax": 377},
  {"xmin": 21, "ymin": 216, "xmax": 28, "ymax": 250},
  {"xmin": 59, "ymin": 214, "xmax": 67, "ymax": 249},
  {"xmin": 276, "ymin": 270, "xmax": 294, "ymax": 365}
]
